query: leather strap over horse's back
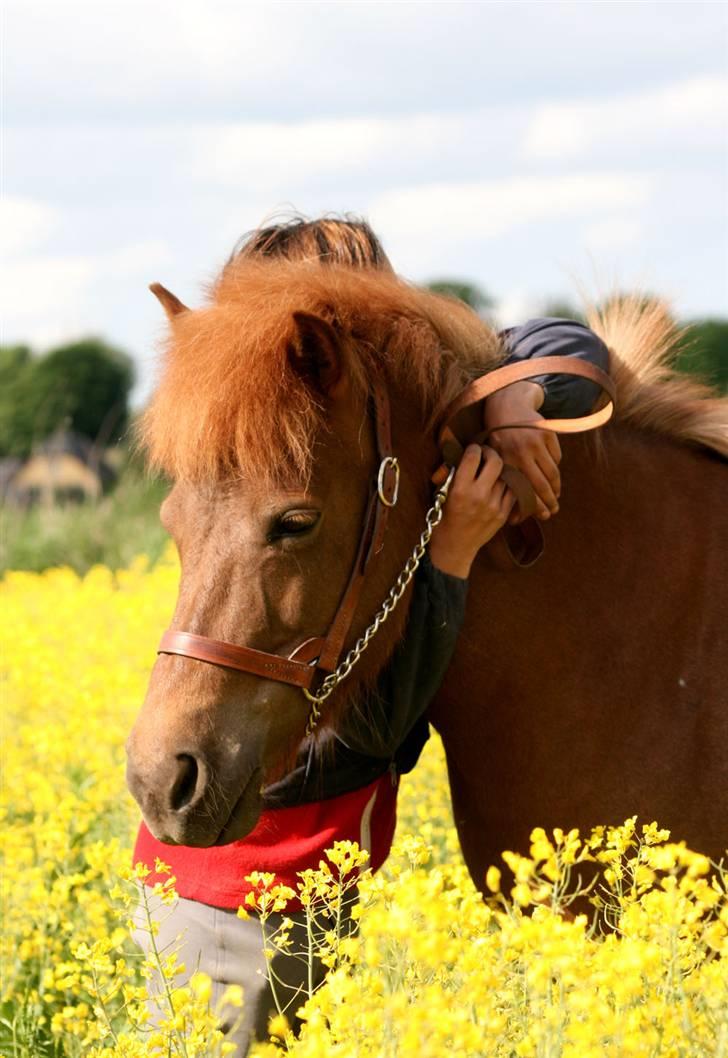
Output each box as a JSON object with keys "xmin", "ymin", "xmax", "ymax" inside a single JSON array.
[
  {"xmin": 433, "ymin": 356, "xmax": 617, "ymax": 569},
  {"xmin": 438, "ymin": 356, "xmax": 616, "ymax": 447}
]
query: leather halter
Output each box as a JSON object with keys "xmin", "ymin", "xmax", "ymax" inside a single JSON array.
[
  {"xmin": 158, "ymin": 373, "xmax": 399, "ymax": 693},
  {"xmin": 157, "ymin": 354, "xmax": 616, "ymax": 698}
]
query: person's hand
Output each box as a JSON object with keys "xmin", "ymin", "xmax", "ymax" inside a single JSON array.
[
  {"xmin": 429, "ymin": 445, "xmax": 516, "ymax": 579},
  {"xmin": 484, "ymin": 380, "xmax": 562, "ymax": 524}
]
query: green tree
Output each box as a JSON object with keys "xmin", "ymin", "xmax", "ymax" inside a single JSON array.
[
  {"xmin": 426, "ymin": 280, "xmax": 494, "ymax": 313},
  {"xmin": 539, "ymin": 299, "xmax": 585, "ymax": 323},
  {"xmin": 0, "ymin": 346, "xmax": 36, "ymax": 457},
  {"xmin": 0, "ymin": 338, "xmax": 135, "ymax": 458},
  {"xmin": 0, "ymin": 344, "xmax": 32, "ymax": 378},
  {"xmin": 674, "ymin": 319, "xmax": 728, "ymax": 392}
]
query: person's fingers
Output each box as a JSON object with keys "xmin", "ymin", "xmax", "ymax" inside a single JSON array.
[
  {"xmin": 500, "ymin": 486, "xmax": 517, "ymax": 516},
  {"xmin": 490, "ymin": 432, "xmax": 561, "ymax": 489},
  {"xmin": 535, "ymin": 451, "xmax": 561, "ymax": 501},
  {"xmin": 544, "ymin": 431, "xmax": 562, "ymax": 465},
  {"xmin": 454, "ymin": 444, "xmax": 484, "ymax": 486},
  {"xmin": 523, "ymin": 461, "xmax": 558, "ymax": 514},
  {"xmin": 489, "ymin": 479, "xmax": 509, "ymax": 506},
  {"xmin": 473, "ymin": 445, "xmax": 504, "ymax": 490}
]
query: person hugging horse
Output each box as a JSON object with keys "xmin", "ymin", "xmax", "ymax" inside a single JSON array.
[{"xmin": 132, "ymin": 217, "xmax": 610, "ymax": 1054}]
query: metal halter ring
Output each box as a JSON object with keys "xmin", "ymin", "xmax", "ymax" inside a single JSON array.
[{"xmin": 377, "ymin": 456, "xmax": 400, "ymax": 507}]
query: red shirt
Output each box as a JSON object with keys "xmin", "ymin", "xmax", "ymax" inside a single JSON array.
[{"xmin": 133, "ymin": 772, "xmax": 398, "ymax": 911}]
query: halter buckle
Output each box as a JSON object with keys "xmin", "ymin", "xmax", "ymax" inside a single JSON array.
[{"xmin": 377, "ymin": 456, "xmax": 400, "ymax": 507}]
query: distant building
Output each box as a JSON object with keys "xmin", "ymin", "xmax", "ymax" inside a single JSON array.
[{"xmin": 0, "ymin": 431, "xmax": 117, "ymax": 507}]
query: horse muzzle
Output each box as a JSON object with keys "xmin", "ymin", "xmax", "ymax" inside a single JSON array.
[{"xmin": 125, "ymin": 737, "xmax": 264, "ymax": 847}]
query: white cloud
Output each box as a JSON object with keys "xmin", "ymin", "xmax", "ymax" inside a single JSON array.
[
  {"xmin": 369, "ymin": 173, "xmax": 653, "ymax": 244},
  {"xmin": 491, "ymin": 290, "xmax": 542, "ymax": 331},
  {"xmin": 1, "ymin": 240, "xmax": 173, "ymax": 349},
  {"xmin": 580, "ymin": 217, "xmax": 645, "ymax": 253},
  {"xmin": 521, "ymin": 75, "xmax": 728, "ymax": 161},
  {"xmin": 5, "ymin": 1, "xmax": 294, "ymax": 118},
  {"xmin": 3, "ymin": 2, "xmax": 726, "ymax": 378},
  {"xmin": 188, "ymin": 111, "xmax": 512, "ymax": 193},
  {"xmin": 0, "ymin": 255, "xmax": 96, "ymax": 339},
  {"xmin": 6, "ymin": 0, "xmax": 726, "ymax": 126},
  {"xmin": 192, "ymin": 118, "xmax": 396, "ymax": 191},
  {"xmin": 1, "ymin": 196, "xmax": 58, "ymax": 255},
  {"xmin": 103, "ymin": 240, "xmax": 174, "ymax": 278}
]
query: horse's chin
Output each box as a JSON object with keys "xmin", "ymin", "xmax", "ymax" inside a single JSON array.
[
  {"xmin": 142, "ymin": 765, "xmax": 264, "ymax": 847},
  {"xmin": 212, "ymin": 768, "xmax": 264, "ymax": 845}
]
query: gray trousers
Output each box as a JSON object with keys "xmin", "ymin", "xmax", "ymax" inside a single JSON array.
[{"xmin": 132, "ymin": 886, "xmax": 352, "ymax": 1055}]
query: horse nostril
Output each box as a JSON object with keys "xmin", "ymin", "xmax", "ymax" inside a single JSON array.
[{"xmin": 169, "ymin": 754, "xmax": 201, "ymax": 812}]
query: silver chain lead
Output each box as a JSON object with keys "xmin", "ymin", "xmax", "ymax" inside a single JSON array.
[{"xmin": 303, "ymin": 467, "xmax": 455, "ymax": 735}]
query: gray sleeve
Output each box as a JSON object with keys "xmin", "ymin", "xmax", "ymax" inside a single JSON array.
[
  {"xmin": 499, "ymin": 317, "xmax": 610, "ymax": 418},
  {"xmin": 335, "ymin": 554, "xmax": 468, "ymax": 758}
]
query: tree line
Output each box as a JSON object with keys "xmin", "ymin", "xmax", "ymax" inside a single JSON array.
[
  {"xmin": 429, "ymin": 281, "xmax": 728, "ymax": 393},
  {"xmin": 0, "ymin": 286, "xmax": 725, "ymax": 459},
  {"xmin": 0, "ymin": 339, "xmax": 134, "ymax": 458}
]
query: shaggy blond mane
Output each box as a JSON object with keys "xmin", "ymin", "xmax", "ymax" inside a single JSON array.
[
  {"xmin": 142, "ymin": 258, "xmax": 728, "ymax": 485},
  {"xmin": 584, "ymin": 296, "xmax": 728, "ymax": 457}
]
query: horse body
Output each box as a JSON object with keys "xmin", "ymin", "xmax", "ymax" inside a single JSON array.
[
  {"xmin": 432, "ymin": 426, "xmax": 728, "ymax": 884},
  {"xmin": 127, "ymin": 254, "xmax": 728, "ymax": 876}
]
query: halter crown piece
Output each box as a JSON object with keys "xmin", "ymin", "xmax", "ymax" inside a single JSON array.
[{"xmin": 158, "ymin": 357, "xmax": 616, "ymax": 735}]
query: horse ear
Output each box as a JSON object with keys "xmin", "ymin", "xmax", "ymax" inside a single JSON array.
[
  {"xmin": 289, "ymin": 311, "xmax": 346, "ymax": 397},
  {"xmin": 149, "ymin": 283, "xmax": 189, "ymax": 321}
]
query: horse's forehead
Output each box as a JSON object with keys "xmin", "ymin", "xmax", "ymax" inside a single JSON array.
[{"xmin": 168, "ymin": 475, "xmax": 318, "ymax": 521}]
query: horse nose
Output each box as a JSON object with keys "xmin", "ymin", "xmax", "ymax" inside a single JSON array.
[
  {"xmin": 126, "ymin": 747, "xmax": 210, "ymax": 827},
  {"xmin": 168, "ymin": 753, "xmax": 207, "ymax": 813}
]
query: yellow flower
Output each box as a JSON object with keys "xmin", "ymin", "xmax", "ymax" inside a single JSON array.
[
  {"xmin": 485, "ymin": 866, "xmax": 501, "ymax": 893},
  {"xmin": 4, "ymin": 552, "xmax": 728, "ymax": 1058},
  {"xmin": 268, "ymin": 1012, "xmax": 290, "ymax": 1039},
  {"xmin": 189, "ymin": 971, "xmax": 212, "ymax": 1004}
]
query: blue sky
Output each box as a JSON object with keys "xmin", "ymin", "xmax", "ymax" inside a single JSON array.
[{"xmin": 3, "ymin": 0, "xmax": 727, "ymax": 403}]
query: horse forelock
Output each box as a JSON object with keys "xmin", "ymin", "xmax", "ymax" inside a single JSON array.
[{"xmin": 140, "ymin": 259, "xmax": 502, "ymax": 486}]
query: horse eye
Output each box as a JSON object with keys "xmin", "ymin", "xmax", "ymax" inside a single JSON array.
[{"xmin": 270, "ymin": 510, "xmax": 321, "ymax": 540}]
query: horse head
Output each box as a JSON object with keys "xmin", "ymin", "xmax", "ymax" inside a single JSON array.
[{"xmin": 125, "ymin": 261, "xmax": 489, "ymax": 846}]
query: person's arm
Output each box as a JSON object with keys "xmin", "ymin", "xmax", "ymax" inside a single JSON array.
[
  {"xmin": 497, "ymin": 317, "xmax": 610, "ymax": 418},
  {"xmin": 263, "ymin": 553, "xmax": 470, "ymax": 805},
  {"xmin": 336, "ymin": 553, "xmax": 468, "ymax": 758},
  {"xmin": 486, "ymin": 317, "xmax": 611, "ymax": 523},
  {"xmin": 337, "ymin": 446, "xmax": 512, "ymax": 758}
]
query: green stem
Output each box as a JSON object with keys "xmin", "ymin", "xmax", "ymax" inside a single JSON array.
[{"xmin": 141, "ymin": 888, "xmax": 189, "ymax": 1058}]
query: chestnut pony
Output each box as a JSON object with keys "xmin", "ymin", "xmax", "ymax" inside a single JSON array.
[{"xmin": 126, "ymin": 254, "xmax": 728, "ymax": 888}]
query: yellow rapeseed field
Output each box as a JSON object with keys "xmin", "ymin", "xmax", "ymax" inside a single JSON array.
[{"xmin": 2, "ymin": 550, "xmax": 727, "ymax": 1057}]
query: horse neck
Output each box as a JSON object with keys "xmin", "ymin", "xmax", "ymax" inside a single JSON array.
[
  {"xmin": 429, "ymin": 422, "xmax": 728, "ymax": 880},
  {"xmin": 462, "ymin": 422, "xmax": 726, "ymax": 658}
]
